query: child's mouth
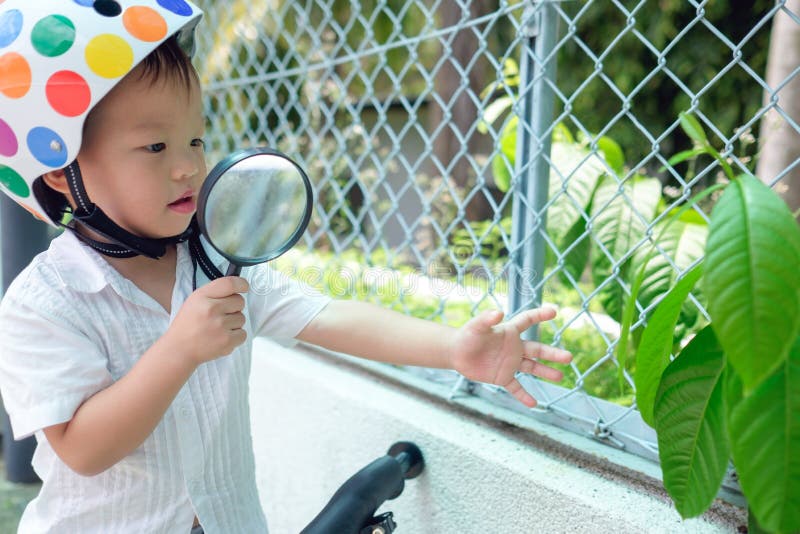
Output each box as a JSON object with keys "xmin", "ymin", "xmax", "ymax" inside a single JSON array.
[{"xmin": 168, "ymin": 195, "xmax": 196, "ymax": 214}]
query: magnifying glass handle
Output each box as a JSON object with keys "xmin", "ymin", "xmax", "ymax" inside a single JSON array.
[{"xmin": 226, "ymin": 263, "xmax": 242, "ymax": 277}]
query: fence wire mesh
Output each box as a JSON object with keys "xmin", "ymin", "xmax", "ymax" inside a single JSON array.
[{"xmin": 193, "ymin": 0, "xmax": 798, "ymax": 475}]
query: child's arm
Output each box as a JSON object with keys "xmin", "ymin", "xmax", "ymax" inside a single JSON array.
[
  {"xmin": 43, "ymin": 276, "xmax": 249, "ymax": 477},
  {"xmin": 296, "ymin": 299, "xmax": 572, "ymax": 407}
]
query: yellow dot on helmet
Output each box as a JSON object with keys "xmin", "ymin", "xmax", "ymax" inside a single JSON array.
[{"xmin": 85, "ymin": 34, "xmax": 134, "ymax": 79}]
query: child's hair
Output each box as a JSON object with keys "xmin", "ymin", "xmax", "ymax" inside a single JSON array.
[
  {"xmin": 33, "ymin": 35, "xmax": 200, "ymax": 221},
  {"xmin": 137, "ymin": 34, "xmax": 200, "ymax": 90}
]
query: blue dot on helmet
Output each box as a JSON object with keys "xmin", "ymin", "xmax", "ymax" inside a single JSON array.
[
  {"xmin": 157, "ymin": 0, "xmax": 194, "ymax": 17},
  {"xmin": 0, "ymin": 9, "xmax": 24, "ymax": 48},
  {"xmin": 27, "ymin": 127, "xmax": 68, "ymax": 168}
]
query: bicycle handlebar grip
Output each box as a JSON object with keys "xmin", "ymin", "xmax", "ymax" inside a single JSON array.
[
  {"xmin": 387, "ymin": 441, "xmax": 424, "ymax": 479},
  {"xmin": 300, "ymin": 455, "xmax": 405, "ymax": 534},
  {"xmin": 300, "ymin": 442, "xmax": 425, "ymax": 534}
]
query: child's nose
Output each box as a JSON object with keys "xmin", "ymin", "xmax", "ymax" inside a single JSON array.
[{"xmin": 171, "ymin": 151, "xmax": 200, "ymax": 181}]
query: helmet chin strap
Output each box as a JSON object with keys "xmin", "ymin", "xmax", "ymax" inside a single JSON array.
[
  {"xmin": 60, "ymin": 160, "xmax": 225, "ymax": 282},
  {"xmin": 62, "ymin": 160, "xmax": 193, "ymax": 259}
]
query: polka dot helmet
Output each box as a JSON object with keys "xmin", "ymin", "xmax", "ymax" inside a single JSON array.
[{"xmin": 0, "ymin": 0, "xmax": 203, "ymax": 226}]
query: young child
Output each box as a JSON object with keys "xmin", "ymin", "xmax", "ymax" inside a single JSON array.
[{"xmin": 0, "ymin": 1, "xmax": 572, "ymax": 532}]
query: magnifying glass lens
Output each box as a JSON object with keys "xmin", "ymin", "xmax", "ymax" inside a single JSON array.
[{"xmin": 197, "ymin": 149, "xmax": 313, "ymax": 275}]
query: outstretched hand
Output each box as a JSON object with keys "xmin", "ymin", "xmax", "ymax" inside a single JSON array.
[{"xmin": 448, "ymin": 307, "xmax": 573, "ymax": 407}]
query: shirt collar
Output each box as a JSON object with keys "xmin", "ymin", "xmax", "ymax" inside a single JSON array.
[
  {"xmin": 47, "ymin": 230, "xmax": 113, "ymax": 294},
  {"xmin": 47, "ymin": 230, "xmax": 228, "ymax": 297},
  {"xmin": 47, "ymin": 230, "xmax": 194, "ymax": 307}
]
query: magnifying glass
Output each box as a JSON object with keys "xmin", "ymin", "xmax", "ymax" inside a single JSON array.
[{"xmin": 196, "ymin": 147, "xmax": 313, "ymax": 276}]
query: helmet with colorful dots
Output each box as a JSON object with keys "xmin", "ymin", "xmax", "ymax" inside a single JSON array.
[{"xmin": 0, "ymin": 0, "xmax": 203, "ymax": 226}]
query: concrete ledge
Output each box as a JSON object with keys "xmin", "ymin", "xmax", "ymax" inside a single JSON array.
[{"xmin": 249, "ymin": 338, "xmax": 745, "ymax": 533}]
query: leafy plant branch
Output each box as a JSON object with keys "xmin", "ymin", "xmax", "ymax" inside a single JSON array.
[{"xmin": 624, "ymin": 112, "xmax": 800, "ymax": 532}]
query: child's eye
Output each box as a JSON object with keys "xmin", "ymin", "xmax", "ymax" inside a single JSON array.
[
  {"xmin": 146, "ymin": 143, "xmax": 166, "ymax": 153},
  {"xmin": 191, "ymin": 138, "xmax": 205, "ymax": 149}
]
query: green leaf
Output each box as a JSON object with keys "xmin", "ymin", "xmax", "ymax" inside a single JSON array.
[
  {"xmin": 665, "ymin": 148, "xmax": 706, "ymax": 168},
  {"xmin": 635, "ymin": 262, "xmax": 704, "ymax": 427},
  {"xmin": 632, "ymin": 219, "xmax": 708, "ymax": 327},
  {"xmin": 677, "ymin": 208, "xmax": 707, "ymax": 225},
  {"xmin": 502, "ymin": 57, "xmax": 519, "ymax": 78},
  {"xmin": 490, "ymin": 116, "xmax": 517, "ymax": 192},
  {"xmin": 491, "ymin": 152, "xmax": 513, "ymax": 193},
  {"xmin": 654, "ymin": 325, "xmax": 729, "ymax": 518},
  {"xmin": 545, "ymin": 142, "xmax": 606, "ymax": 282},
  {"xmin": 679, "ymin": 111, "xmax": 708, "ymax": 144},
  {"xmin": 704, "ymin": 144, "xmax": 736, "ymax": 182},
  {"xmin": 728, "ymin": 336, "xmax": 800, "ymax": 533},
  {"xmin": 675, "ymin": 111, "xmax": 735, "ymax": 180},
  {"xmin": 616, "ymin": 185, "xmax": 723, "ymax": 395},
  {"xmin": 478, "ymin": 95, "xmax": 514, "ymax": 134},
  {"xmin": 597, "ymin": 136, "xmax": 625, "ymax": 175},
  {"xmin": 479, "ymin": 59, "xmax": 519, "ymax": 99},
  {"xmin": 552, "ymin": 122, "xmax": 574, "ymax": 144},
  {"xmin": 705, "ymin": 175, "xmax": 800, "ymax": 391},
  {"xmin": 547, "ymin": 141, "xmax": 605, "ymax": 237},
  {"xmin": 557, "ymin": 218, "xmax": 591, "ymax": 283},
  {"xmin": 591, "ymin": 175, "xmax": 662, "ymax": 321}
]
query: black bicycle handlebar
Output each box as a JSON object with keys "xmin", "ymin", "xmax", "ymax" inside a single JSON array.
[{"xmin": 300, "ymin": 442, "xmax": 424, "ymax": 534}]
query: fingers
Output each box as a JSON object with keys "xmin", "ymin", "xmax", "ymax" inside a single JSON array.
[
  {"xmin": 509, "ymin": 307, "xmax": 557, "ymax": 333},
  {"xmin": 201, "ymin": 276, "xmax": 249, "ymax": 298},
  {"xmin": 523, "ymin": 341, "xmax": 573, "ymax": 363},
  {"xmin": 218, "ymin": 293, "xmax": 246, "ymax": 314},
  {"xmin": 466, "ymin": 309, "xmax": 504, "ymax": 333},
  {"xmin": 519, "ymin": 358, "xmax": 564, "ymax": 382},
  {"xmin": 504, "ymin": 378, "xmax": 537, "ymax": 408},
  {"xmin": 227, "ymin": 327, "xmax": 248, "ymax": 351},
  {"xmin": 223, "ymin": 308, "xmax": 246, "ymax": 329}
]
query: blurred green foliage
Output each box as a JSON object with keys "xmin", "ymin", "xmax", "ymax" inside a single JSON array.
[
  {"xmin": 556, "ymin": 0, "xmax": 773, "ymax": 168},
  {"xmin": 274, "ymin": 248, "xmax": 620, "ymax": 402},
  {"xmin": 195, "ymin": 0, "xmax": 776, "ymax": 408}
]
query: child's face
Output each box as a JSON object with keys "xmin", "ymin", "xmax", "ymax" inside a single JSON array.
[{"xmin": 76, "ymin": 64, "xmax": 206, "ymax": 239}]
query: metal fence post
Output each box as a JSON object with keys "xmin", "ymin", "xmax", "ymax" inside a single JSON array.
[
  {"xmin": 1, "ymin": 196, "xmax": 49, "ymax": 483},
  {"xmin": 508, "ymin": 0, "xmax": 560, "ymax": 340}
]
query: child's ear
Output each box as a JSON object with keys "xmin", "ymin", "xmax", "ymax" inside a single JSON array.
[
  {"xmin": 42, "ymin": 169, "xmax": 71, "ymax": 196},
  {"xmin": 41, "ymin": 168, "xmax": 77, "ymax": 210}
]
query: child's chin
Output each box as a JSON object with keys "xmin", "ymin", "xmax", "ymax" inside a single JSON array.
[
  {"xmin": 143, "ymin": 221, "xmax": 192, "ymax": 240},
  {"xmin": 164, "ymin": 222, "xmax": 193, "ymax": 237}
]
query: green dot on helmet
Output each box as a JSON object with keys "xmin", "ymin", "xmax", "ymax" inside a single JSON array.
[
  {"xmin": 31, "ymin": 15, "xmax": 76, "ymax": 57},
  {"xmin": 0, "ymin": 165, "xmax": 30, "ymax": 197}
]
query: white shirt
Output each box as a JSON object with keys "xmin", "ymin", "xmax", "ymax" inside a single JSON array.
[{"xmin": 0, "ymin": 230, "xmax": 330, "ymax": 533}]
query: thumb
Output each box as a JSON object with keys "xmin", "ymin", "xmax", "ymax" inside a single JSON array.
[{"xmin": 466, "ymin": 309, "xmax": 504, "ymax": 333}]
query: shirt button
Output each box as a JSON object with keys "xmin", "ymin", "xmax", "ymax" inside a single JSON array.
[{"xmin": 180, "ymin": 406, "xmax": 191, "ymax": 417}]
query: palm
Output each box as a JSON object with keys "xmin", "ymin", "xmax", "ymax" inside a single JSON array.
[
  {"xmin": 453, "ymin": 319, "xmax": 522, "ymax": 384},
  {"xmin": 449, "ymin": 308, "xmax": 573, "ymax": 407}
]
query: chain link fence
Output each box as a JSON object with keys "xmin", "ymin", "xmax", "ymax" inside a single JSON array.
[{"xmin": 193, "ymin": 0, "xmax": 798, "ymax": 482}]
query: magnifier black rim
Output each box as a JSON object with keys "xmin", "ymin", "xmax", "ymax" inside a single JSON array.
[{"xmin": 197, "ymin": 146, "xmax": 313, "ymax": 267}]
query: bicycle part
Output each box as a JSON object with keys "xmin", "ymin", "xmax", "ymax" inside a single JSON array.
[
  {"xmin": 359, "ymin": 512, "xmax": 397, "ymax": 534},
  {"xmin": 387, "ymin": 442, "xmax": 424, "ymax": 479},
  {"xmin": 300, "ymin": 441, "xmax": 425, "ymax": 534}
]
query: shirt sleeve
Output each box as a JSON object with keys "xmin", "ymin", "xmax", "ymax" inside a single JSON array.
[
  {"xmin": 245, "ymin": 263, "xmax": 331, "ymax": 342},
  {"xmin": 0, "ymin": 292, "xmax": 113, "ymax": 440}
]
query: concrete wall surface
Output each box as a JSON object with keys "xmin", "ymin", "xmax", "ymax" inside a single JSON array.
[{"xmin": 248, "ymin": 338, "xmax": 745, "ymax": 534}]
